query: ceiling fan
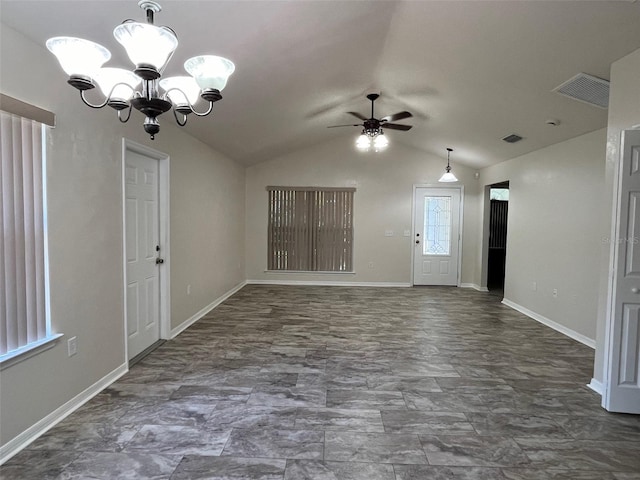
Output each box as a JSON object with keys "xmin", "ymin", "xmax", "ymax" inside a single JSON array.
[{"xmin": 327, "ymin": 93, "xmax": 413, "ymax": 135}]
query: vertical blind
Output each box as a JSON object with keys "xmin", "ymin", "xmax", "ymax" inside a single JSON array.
[
  {"xmin": 0, "ymin": 111, "xmax": 47, "ymax": 356},
  {"xmin": 489, "ymin": 199, "xmax": 508, "ymax": 249},
  {"xmin": 267, "ymin": 187, "xmax": 355, "ymax": 272}
]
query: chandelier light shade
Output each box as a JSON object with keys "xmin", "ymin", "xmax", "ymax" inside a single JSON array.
[
  {"xmin": 160, "ymin": 76, "xmax": 201, "ymax": 106},
  {"xmin": 95, "ymin": 68, "xmax": 141, "ymax": 102},
  {"xmin": 184, "ymin": 56, "xmax": 236, "ymax": 91},
  {"xmin": 438, "ymin": 147, "xmax": 459, "ymax": 182},
  {"xmin": 113, "ymin": 22, "xmax": 178, "ymax": 76},
  {"xmin": 46, "ymin": 37, "xmax": 111, "ymax": 78},
  {"xmin": 46, "ymin": 0, "xmax": 235, "ymax": 139}
]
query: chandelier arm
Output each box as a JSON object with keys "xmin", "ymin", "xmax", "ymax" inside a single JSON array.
[
  {"xmin": 118, "ymin": 104, "xmax": 133, "ymax": 123},
  {"xmin": 189, "ymin": 101, "xmax": 214, "ymax": 117},
  {"xmin": 172, "ymin": 108, "xmax": 188, "ymax": 127},
  {"xmin": 79, "ymin": 90, "xmax": 110, "ymax": 109},
  {"xmin": 80, "ymin": 82, "xmax": 136, "ymax": 110}
]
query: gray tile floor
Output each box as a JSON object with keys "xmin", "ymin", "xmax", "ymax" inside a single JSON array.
[{"xmin": 3, "ymin": 285, "xmax": 640, "ymax": 479}]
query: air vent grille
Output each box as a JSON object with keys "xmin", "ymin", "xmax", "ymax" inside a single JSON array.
[
  {"xmin": 502, "ymin": 134, "xmax": 523, "ymax": 144},
  {"xmin": 553, "ymin": 73, "xmax": 609, "ymax": 109}
]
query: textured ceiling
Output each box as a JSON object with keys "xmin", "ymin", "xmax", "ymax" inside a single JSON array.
[{"xmin": 2, "ymin": 0, "xmax": 640, "ymax": 167}]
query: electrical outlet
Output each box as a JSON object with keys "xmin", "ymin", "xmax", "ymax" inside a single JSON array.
[
  {"xmin": 187, "ymin": 284, "xmax": 191, "ymax": 295},
  {"xmin": 403, "ymin": 230, "xmax": 411, "ymax": 237},
  {"xmin": 384, "ymin": 230, "xmax": 394, "ymax": 237},
  {"xmin": 368, "ymin": 262, "xmax": 374, "ymax": 269},
  {"xmin": 552, "ymin": 288, "xmax": 558, "ymax": 298},
  {"xmin": 67, "ymin": 336, "xmax": 77, "ymax": 357}
]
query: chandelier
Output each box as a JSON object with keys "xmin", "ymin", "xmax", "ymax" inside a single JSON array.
[{"xmin": 46, "ymin": 0, "xmax": 235, "ymax": 140}]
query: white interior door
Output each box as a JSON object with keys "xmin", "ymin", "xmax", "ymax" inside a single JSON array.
[
  {"xmin": 604, "ymin": 129, "xmax": 640, "ymax": 413},
  {"xmin": 413, "ymin": 187, "xmax": 462, "ymax": 286},
  {"xmin": 125, "ymin": 150, "xmax": 161, "ymax": 360}
]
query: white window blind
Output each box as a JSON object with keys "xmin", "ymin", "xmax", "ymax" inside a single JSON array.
[
  {"xmin": 0, "ymin": 110, "xmax": 49, "ymax": 360},
  {"xmin": 267, "ymin": 187, "xmax": 354, "ymax": 272}
]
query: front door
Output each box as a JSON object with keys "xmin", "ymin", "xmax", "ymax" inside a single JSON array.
[
  {"xmin": 604, "ymin": 129, "xmax": 640, "ymax": 413},
  {"xmin": 413, "ymin": 187, "xmax": 462, "ymax": 286},
  {"xmin": 125, "ymin": 150, "xmax": 161, "ymax": 360}
]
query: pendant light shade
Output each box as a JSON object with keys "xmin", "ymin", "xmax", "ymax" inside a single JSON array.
[
  {"xmin": 439, "ymin": 170, "xmax": 458, "ymax": 182},
  {"xmin": 439, "ymin": 148, "xmax": 459, "ymax": 182},
  {"xmin": 46, "ymin": 37, "xmax": 111, "ymax": 78},
  {"xmin": 184, "ymin": 55, "xmax": 236, "ymax": 91},
  {"xmin": 113, "ymin": 22, "xmax": 178, "ymax": 73}
]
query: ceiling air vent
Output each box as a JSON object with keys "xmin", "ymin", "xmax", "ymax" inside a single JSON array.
[
  {"xmin": 552, "ymin": 73, "xmax": 609, "ymax": 109},
  {"xmin": 502, "ymin": 134, "xmax": 523, "ymax": 144}
]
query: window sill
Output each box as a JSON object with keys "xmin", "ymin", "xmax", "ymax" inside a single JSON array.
[
  {"xmin": 265, "ymin": 270, "xmax": 355, "ymax": 274},
  {"xmin": 0, "ymin": 333, "xmax": 64, "ymax": 370}
]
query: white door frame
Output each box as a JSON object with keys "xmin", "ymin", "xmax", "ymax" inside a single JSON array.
[
  {"xmin": 411, "ymin": 184, "xmax": 464, "ymax": 286},
  {"xmin": 121, "ymin": 138, "xmax": 171, "ymax": 363}
]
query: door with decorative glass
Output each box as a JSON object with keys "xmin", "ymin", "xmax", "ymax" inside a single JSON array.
[{"xmin": 413, "ymin": 187, "xmax": 462, "ymax": 285}]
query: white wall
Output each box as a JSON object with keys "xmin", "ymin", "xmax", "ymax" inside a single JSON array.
[
  {"xmin": 0, "ymin": 24, "xmax": 245, "ymax": 449},
  {"xmin": 479, "ymin": 129, "xmax": 606, "ymax": 342},
  {"xmin": 245, "ymin": 136, "xmax": 481, "ymax": 285},
  {"xmin": 593, "ymin": 47, "xmax": 640, "ymax": 384}
]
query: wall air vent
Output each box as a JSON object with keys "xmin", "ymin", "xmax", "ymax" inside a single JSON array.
[
  {"xmin": 502, "ymin": 134, "xmax": 523, "ymax": 143},
  {"xmin": 552, "ymin": 73, "xmax": 609, "ymax": 109}
]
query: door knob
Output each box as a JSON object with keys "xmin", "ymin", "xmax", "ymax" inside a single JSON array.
[
  {"xmin": 415, "ymin": 240, "xmax": 420, "ymax": 244},
  {"xmin": 156, "ymin": 258, "xmax": 164, "ymax": 265},
  {"xmin": 632, "ymin": 287, "xmax": 639, "ymax": 294}
]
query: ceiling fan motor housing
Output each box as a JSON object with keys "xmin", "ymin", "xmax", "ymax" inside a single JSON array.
[{"xmin": 363, "ymin": 118, "xmax": 382, "ymax": 136}]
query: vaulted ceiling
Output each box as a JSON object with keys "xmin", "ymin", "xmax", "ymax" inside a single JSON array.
[{"xmin": 2, "ymin": 0, "xmax": 640, "ymax": 167}]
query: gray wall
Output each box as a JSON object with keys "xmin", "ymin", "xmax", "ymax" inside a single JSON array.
[
  {"xmin": 0, "ymin": 24, "xmax": 245, "ymax": 446},
  {"xmin": 479, "ymin": 129, "xmax": 606, "ymax": 341}
]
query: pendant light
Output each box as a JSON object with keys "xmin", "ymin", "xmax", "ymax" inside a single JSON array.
[{"xmin": 439, "ymin": 147, "xmax": 458, "ymax": 182}]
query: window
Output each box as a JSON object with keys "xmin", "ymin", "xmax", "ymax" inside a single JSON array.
[
  {"xmin": 424, "ymin": 196, "xmax": 452, "ymax": 256},
  {"xmin": 267, "ymin": 187, "xmax": 354, "ymax": 272},
  {"xmin": 1, "ymin": 109, "xmax": 57, "ymax": 365}
]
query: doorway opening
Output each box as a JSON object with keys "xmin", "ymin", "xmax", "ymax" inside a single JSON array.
[{"xmin": 487, "ymin": 182, "xmax": 509, "ymax": 298}]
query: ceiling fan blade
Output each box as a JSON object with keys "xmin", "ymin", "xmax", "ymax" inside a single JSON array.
[
  {"xmin": 383, "ymin": 123, "xmax": 413, "ymax": 131},
  {"xmin": 381, "ymin": 111, "xmax": 413, "ymax": 122},
  {"xmin": 327, "ymin": 124, "xmax": 362, "ymax": 128},
  {"xmin": 347, "ymin": 111, "xmax": 368, "ymax": 121}
]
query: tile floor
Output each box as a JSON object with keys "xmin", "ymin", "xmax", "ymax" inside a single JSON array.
[{"xmin": 2, "ymin": 285, "xmax": 640, "ymax": 479}]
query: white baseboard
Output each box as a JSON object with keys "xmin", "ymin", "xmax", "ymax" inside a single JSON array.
[
  {"xmin": 170, "ymin": 280, "xmax": 248, "ymax": 338},
  {"xmin": 588, "ymin": 378, "xmax": 604, "ymax": 396},
  {"xmin": 247, "ymin": 279, "xmax": 411, "ymax": 288},
  {"xmin": 460, "ymin": 283, "xmax": 489, "ymax": 292},
  {"xmin": 501, "ymin": 298, "xmax": 595, "ymax": 349},
  {"xmin": 0, "ymin": 362, "xmax": 128, "ymax": 464}
]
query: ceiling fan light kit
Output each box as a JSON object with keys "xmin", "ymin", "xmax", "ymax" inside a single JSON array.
[
  {"xmin": 439, "ymin": 148, "xmax": 459, "ymax": 183},
  {"xmin": 328, "ymin": 93, "xmax": 413, "ymax": 152},
  {"xmin": 46, "ymin": 0, "xmax": 235, "ymax": 140}
]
